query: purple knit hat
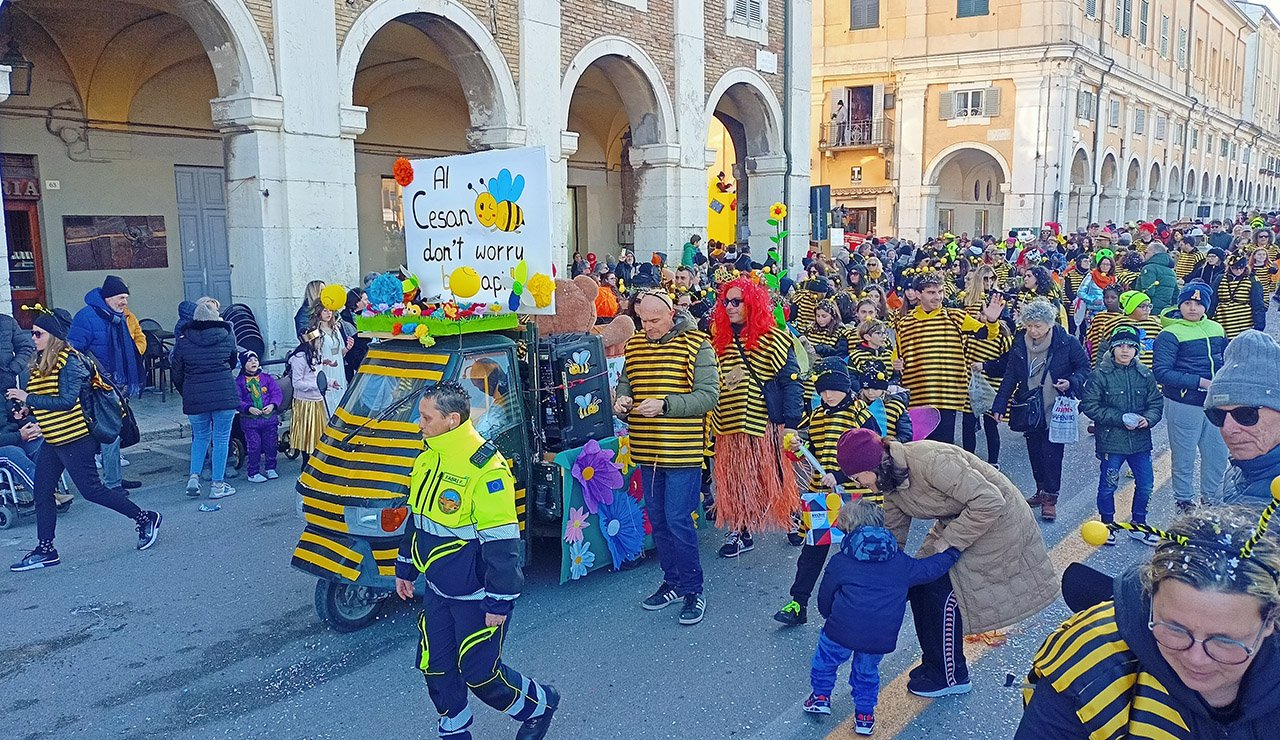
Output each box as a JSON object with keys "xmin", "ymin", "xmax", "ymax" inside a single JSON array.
[{"xmin": 836, "ymin": 428, "xmax": 886, "ymax": 476}]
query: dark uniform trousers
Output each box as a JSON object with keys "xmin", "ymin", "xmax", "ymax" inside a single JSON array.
[{"xmin": 417, "ymin": 589, "xmax": 549, "ymax": 738}]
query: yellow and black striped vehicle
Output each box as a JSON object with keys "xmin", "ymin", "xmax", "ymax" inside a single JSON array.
[{"xmin": 291, "ymin": 331, "xmax": 539, "ymax": 632}]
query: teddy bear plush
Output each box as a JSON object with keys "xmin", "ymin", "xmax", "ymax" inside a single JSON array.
[{"xmin": 534, "ymin": 274, "xmax": 634, "ymax": 357}]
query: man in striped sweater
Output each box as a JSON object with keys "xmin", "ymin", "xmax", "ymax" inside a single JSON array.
[
  {"xmin": 615, "ymin": 292, "xmax": 720, "ymax": 626},
  {"xmin": 894, "ymin": 274, "xmax": 1005, "ymax": 444}
]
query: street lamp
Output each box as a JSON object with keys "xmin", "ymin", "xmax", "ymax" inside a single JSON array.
[{"xmin": 1, "ymin": 36, "xmax": 32, "ymax": 96}]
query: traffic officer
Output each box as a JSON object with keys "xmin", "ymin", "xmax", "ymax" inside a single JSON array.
[{"xmin": 395, "ymin": 381, "xmax": 559, "ymax": 740}]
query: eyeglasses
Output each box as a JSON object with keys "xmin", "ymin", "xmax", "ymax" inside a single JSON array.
[
  {"xmin": 1205, "ymin": 406, "xmax": 1262, "ymax": 428},
  {"xmin": 721, "ymin": 297, "xmax": 744, "ymax": 308},
  {"xmin": 31, "ymin": 330, "xmax": 45, "ymax": 339},
  {"xmin": 1148, "ymin": 606, "xmax": 1270, "ymax": 665}
]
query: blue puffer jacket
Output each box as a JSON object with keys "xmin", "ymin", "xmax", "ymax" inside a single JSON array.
[
  {"xmin": 816, "ymin": 526, "xmax": 960, "ymax": 654},
  {"xmin": 1151, "ymin": 311, "xmax": 1226, "ymax": 407},
  {"xmin": 1219, "ymin": 443, "xmax": 1280, "ymax": 508},
  {"xmin": 67, "ymin": 288, "xmax": 142, "ymax": 395}
]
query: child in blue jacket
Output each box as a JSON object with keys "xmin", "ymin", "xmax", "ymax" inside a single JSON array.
[{"xmin": 806, "ymin": 499, "xmax": 961, "ymax": 735}]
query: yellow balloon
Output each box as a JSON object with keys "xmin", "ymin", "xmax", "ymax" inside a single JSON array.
[
  {"xmin": 450, "ymin": 266, "xmax": 482, "ymax": 298},
  {"xmin": 320, "ymin": 284, "xmax": 347, "ymax": 311},
  {"xmin": 1081, "ymin": 520, "xmax": 1111, "ymax": 547}
]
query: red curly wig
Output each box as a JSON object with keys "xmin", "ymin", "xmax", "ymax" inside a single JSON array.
[{"xmin": 712, "ymin": 277, "xmax": 775, "ymax": 355}]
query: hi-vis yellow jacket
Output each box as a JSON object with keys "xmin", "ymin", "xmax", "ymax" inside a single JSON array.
[{"xmin": 394, "ymin": 419, "xmax": 522, "ymax": 615}]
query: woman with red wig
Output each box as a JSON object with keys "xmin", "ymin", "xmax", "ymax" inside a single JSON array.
[{"xmin": 710, "ymin": 277, "xmax": 804, "ymax": 558}]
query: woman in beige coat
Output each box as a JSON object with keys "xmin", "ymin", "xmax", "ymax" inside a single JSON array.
[{"xmin": 836, "ymin": 428, "xmax": 1058, "ymax": 698}]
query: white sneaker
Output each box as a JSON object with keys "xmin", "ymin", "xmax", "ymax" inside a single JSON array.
[
  {"xmin": 120, "ymin": 456, "xmax": 130, "ymax": 467},
  {"xmin": 209, "ymin": 482, "xmax": 237, "ymax": 499},
  {"xmin": 95, "ymin": 454, "xmax": 103, "ymax": 469},
  {"xmin": 247, "ymin": 473, "xmax": 267, "ymax": 484},
  {"xmin": 185, "ymin": 475, "xmax": 201, "ymax": 498},
  {"xmin": 265, "ymin": 470, "xmax": 279, "ymax": 480}
]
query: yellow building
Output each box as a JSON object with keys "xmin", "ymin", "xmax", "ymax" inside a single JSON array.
[{"xmin": 813, "ymin": 0, "xmax": 1280, "ymax": 242}]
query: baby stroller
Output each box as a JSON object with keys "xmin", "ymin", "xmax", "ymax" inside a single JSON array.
[
  {"xmin": 222, "ymin": 303, "xmax": 300, "ymax": 471},
  {"xmin": 0, "ymin": 457, "xmax": 72, "ymax": 529}
]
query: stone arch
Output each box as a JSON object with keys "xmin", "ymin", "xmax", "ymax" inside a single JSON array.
[
  {"xmin": 927, "ymin": 145, "xmax": 1008, "ymax": 237},
  {"xmin": 1067, "ymin": 148, "xmax": 1090, "ymax": 226},
  {"xmin": 704, "ymin": 68, "xmax": 784, "ymax": 157},
  {"xmin": 1124, "ymin": 158, "xmax": 1144, "ymax": 222},
  {"xmin": 923, "ymin": 142, "xmax": 1012, "ymax": 187},
  {"xmin": 1147, "ymin": 162, "xmax": 1163, "ymax": 219},
  {"xmin": 1100, "ymin": 151, "xmax": 1119, "ymax": 188},
  {"xmin": 336, "ymin": 0, "xmax": 520, "ymax": 131},
  {"xmin": 561, "ymin": 36, "xmax": 676, "ymax": 147}
]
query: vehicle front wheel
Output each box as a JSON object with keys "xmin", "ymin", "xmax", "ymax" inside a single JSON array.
[{"xmin": 314, "ymin": 579, "xmax": 386, "ymax": 632}]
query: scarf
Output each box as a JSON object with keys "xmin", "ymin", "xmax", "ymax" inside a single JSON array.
[
  {"xmin": 1090, "ymin": 268, "xmax": 1116, "ymax": 289},
  {"xmin": 101, "ymin": 307, "xmax": 142, "ymax": 397},
  {"xmin": 245, "ymin": 373, "xmax": 266, "ymax": 410},
  {"xmin": 1025, "ymin": 332, "xmax": 1058, "ymax": 416}
]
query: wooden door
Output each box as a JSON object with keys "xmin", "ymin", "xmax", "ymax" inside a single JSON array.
[{"xmin": 4, "ymin": 201, "xmax": 46, "ymax": 328}]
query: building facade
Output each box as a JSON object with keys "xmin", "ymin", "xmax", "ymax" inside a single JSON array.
[
  {"xmin": 813, "ymin": 0, "xmax": 1280, "ymax": 243},
  {"xmin": 0, "ymin": 0, "xmax": 810, "ymax": 349}
]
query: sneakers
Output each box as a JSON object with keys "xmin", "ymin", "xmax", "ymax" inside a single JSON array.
[
  {"xmin": 1129, "ymin": 527, "xmax": 1161, "ymax": 546},
  {"xmin": 802, "ymin": 693, "xmax": 831, "ymax": 715},
  {"xmin": 773, "ymin": 600, "xmax": 807, "ymax": 626},
  {"xmin": 122, "ymin": 480, "xmax": 142, "ymax": 489},
  {"xmin": 855, "ymin": 712, "xmax": 875, "ymax": 735},
  {"xmin": 641, "ymin": 582, "xmax": 679, "ymax": 611},
  {"xmin": 265, "ymin": 469, "xmax": 279, "ymax": 480},
  {"xmin": 136, "ymin": 511, "xmax": 162, "ymax": 550},
  {"xmin": 907, "ymin": 678, "xmax": 972, "ymax": 698},
  {"xmin": 186, "ymin": 475, "xmax": 201, "ymax": 498},
  {"xmin": 1103, "ymin": 530, "xmax": 1117, "ymax": 546},
  {"xmin": 1175, "ymin": 499, "xmax": 1197, "ymax": 515},
  {"xmin": 10, "ymin": 545, "xmax": 60, "ymax": 572},
  {"xmin": 247, "ymin": 473, "xmax": 268, "ymax": 484},
  {"xmin": 679, "ymin": 593, "xmax": 705, "ymax": 625},
  {"xmin": 209, "ymin": 482, "xmax": 237, "ymax": 499},
  {"xmin": 787, "ymin": 529, "xmax": 804, "ymax": 547},
  {"xmin": 718, "ymin": 530, "xmax": 754, "ymax": 558},
  {"xmin": 514, "ymin": 684, "xmax": 559, "ymax": 740}
]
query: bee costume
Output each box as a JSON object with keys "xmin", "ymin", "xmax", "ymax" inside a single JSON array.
[{"xmin": 395, "ymin": 383, "xmax": 557, "ymax": 739}]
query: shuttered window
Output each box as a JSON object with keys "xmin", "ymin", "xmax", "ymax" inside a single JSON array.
[
  {"xmin": 957, "ymin": 0, "xmax": 988, "ymax": 18},
  {"xmin": 1160, "ymin": 15, "xmax": 1169, "ymax": 57},
  {"xmin": 1156, "ymin": 115, "xmax": 1167, "ymax": 140},
  {"xmin": 1178, "ymin": 28, "xmax": 1188, "ymax": 68},
  {"xmin": 1134, "ymin": 108, "xmax": 1146, "ymax": 135},
  {"xmin": 1139, "ymin": 1, "xmax": 1149, "ymax": 44},
  {"xmin": 941, "ymin": 88, "xmax": 1000, "ymax": 119},
  {"xmin": 1109, "ymin": 98, "xmax": 1121, "ymax": 128},
  {"xmin": 1076, "ymin": 89, "xmax": 1096, "ymax": 121},
  {"xmin": 733, "ymin": 0, "xmax": 763, "ymax": 26},
  {"xmin": 850, "ymin": 0, "xmax": 879, "ymax": 29},
  {"xmin": 1086, "ymin": 0, "xmax": 1097, "ymax": 19}
]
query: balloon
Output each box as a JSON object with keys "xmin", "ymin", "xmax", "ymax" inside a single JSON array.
[
  {"xmin": 450, "ymin": 266, "xmax": 482, "ymax": 298},
  {"xmin": 320, "ymin": 284, "xmax": 347, "ymax": 311},
  {"xmin": 1081, "ymin": 520, "xmax": 1111, "ymax": 547}
]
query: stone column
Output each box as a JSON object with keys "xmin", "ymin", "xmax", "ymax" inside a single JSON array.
[
  {"xmin": 674, "ymin": 0, "xmax": 710, "ymax": 251},
  {"xmin": 629, "ymin": 144, "xmax": 683, "ymax": 261},
  {"xmin": 0, "ymin": 63, "xmax": 13, "ymax": 307},
  {"xmin": 519, "ymin": 0, "xmax": 563, "ymax": 267},
  {"xmin": 783, "ymin": 0, "xmax": 813, "ymax": 270},
  {"xmin": 895, "ymin": 82, "xmax": 929, "ymax": 243}
]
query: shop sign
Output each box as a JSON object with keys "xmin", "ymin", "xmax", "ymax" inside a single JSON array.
[{"xmin": 2, "ymin": 177, "xmax": 40, "ymax": 199}]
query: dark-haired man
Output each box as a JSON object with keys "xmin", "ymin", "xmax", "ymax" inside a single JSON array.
[{"xmin": 395, "ymin": 381, "xmax": 559, "ymax": 740}]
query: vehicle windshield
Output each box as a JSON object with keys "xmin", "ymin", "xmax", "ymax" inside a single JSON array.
[
  {"xmin": 460, "ymin": 351, "xmax": 518, "ymax": 440},
  {"xmin": 342, "ymin": 372, "xmax": 429, "ymax": 425}
]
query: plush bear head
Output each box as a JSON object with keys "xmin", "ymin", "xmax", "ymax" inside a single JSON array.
[{"xmin": 534, "ymin": 275, "xmax": 599, "ymax": 337}]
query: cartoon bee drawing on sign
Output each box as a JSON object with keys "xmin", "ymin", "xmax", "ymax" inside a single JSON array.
[
  {"xmin": 567, "ymin": 350, "xmax": 592, "ymax": 376},
  {"xmin": 469, "ymin": 168, "xmax": 525, "ymax": 232},
  {"xmin": 575, "ymin": 392, "xmax": 601, "ymax": 419}
]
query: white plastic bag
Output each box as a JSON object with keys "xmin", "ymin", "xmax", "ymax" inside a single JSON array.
[
  {"xmin": 968, "ymin": 369, "xmax": 995, "ymax": 417},
  {"xmin": 1049, "ymin": 396, "xmax": 1080, "ymax": 444}
]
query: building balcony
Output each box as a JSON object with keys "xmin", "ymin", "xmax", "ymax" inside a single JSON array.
[{"xmin": 819, "ymin": 119, "xmax": 889, "ymax": 150}]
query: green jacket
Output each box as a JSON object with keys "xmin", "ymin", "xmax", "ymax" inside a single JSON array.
[
  {"xmin": 1134, "ymin": 252, "xmax": 1177, "ymax": 312},
  {"xmin": 681, "ymin": 242, "xmax": 698, "ymax": 267},
  {"xmin": 614, "ymin": 312, "xmax": 719, "ymax": 418},
  {"xmin": 1080, "ymin": 353, "xmax": 1163, "ymax": 457}
]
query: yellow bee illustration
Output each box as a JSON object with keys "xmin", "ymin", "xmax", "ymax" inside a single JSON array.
[
  {"xmin": 567, "ymin": 350, "xmax": 592, "ymax": 376},
  {"xmin": 470, "ymin": 168, "xmax": 525, "ymax": 232},
  {"xmin": 575, "ymin": 392, "xmax": 601, "ymax": 419}
]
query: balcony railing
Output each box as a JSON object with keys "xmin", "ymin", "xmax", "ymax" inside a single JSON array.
[{"xmin": 819, "ymin": 119, "xmax": 888, "ymax": 150}]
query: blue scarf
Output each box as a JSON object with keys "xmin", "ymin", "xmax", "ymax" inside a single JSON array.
[{"xmin": 100, "ymin": 307, "xmax": 142, "ymax": 397}]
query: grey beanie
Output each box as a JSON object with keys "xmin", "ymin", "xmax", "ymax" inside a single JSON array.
[
  {"xmin": 1206, "ymin": 330, "xmax": 1280, "ymax": 412},
  {"xmin": 193, "ymin": 301, "xmax": 221, "ymax": 322},
  {"xmin": 1020, "ymin": 299, "xmax": 1057, "ymax": 326}
]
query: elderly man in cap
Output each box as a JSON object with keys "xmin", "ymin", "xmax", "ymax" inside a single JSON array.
[
  {"xmin": 67, "ymin": 275, "xmax": 143, "ymax": 493},
  {"xmin": 1206, "ymin": 330, "xmax": 1280, "ymax": 507}
]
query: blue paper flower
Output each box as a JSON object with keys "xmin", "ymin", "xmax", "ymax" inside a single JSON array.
[
  {"xmin": 368, "ymin": 272, "xmax": 404, "ymax": 309},
  {"xmin": 569, "ymin": 540, "xmax": 595, "ymax": 580},
  {"xmin": 596, "ymin": 496, "xmax": 645, "ymax": 569}
]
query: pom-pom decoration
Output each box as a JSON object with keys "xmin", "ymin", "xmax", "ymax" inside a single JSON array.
[{"xmin": 393, "ymin": 158, "xmax": 415, "ymax": 187}]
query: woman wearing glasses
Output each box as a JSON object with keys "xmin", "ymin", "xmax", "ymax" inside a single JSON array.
[
  {"xmin": 1016, "ymin": 505, "xmax": 1280, "ymax": 738},
  {"xmin": 1206, "ymin": 330, "xmax": 1280, "ymax": 509}
]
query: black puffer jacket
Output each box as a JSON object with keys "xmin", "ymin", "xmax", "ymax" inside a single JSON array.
[{"xmin": 171, "ymin": 319, "xmax": 238, "ymax": 415}]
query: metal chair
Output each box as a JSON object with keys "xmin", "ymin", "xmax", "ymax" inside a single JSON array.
[{"xmin": 139, "ymin": 318, "xmax": 173, "ymax": 402}]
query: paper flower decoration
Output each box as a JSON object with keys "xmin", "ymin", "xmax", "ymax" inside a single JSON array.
[
  {"xmin": 393, "ymin": 158, "xmax": 415, "ymax": 187},
  {"xmin": 418, "ymin": 334, "xmax": 436, "ymax": 348},
  {"xmin": 569, "ymin": 540, "xmax": 595, "ymax": 580},
  {"xmin": 368, "ymin": 272, "xmax": 404, "ymax": 310},
  {"xmin": 597, "ymin": 497, "xmax": 645, "ymax": 570},
  {"xmin": 391, "ymin": 322, "xmax": 403, "ymax": 335},
  {"xmin": 616, "ymin": 436, "xmax": 633, "ymax": 472},
  {"xmin": 770, "ymin": 202, "xmax": 787, "ymax": 220},
  {"xmin": 572, "ymin": 439, "xmax": 624, "ymax": 514},
  {"xmin": 564, "ymin": 506, "xmax": 590, "ymax": 544},
  {"xmin": 526, "ymin": 273, "xmax": 556, "ymax": 308}
]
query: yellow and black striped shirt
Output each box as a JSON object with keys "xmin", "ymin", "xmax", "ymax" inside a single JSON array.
[
  {"xmin": 963, "ymin": 330, "xmax": 1013, "ymax": 414},
  {"xmin": 27, "ymin": 348, "xmax": 90, "ymax": 445},
  {"xmin": 791, "ymin": 290, "xmax": 823, "ymax": 330},
  {"xmin": 1173, "ymin": 249, "xmax": 1205, "ymax": 282},
  {"xmin": 1253, "ymin": 262, "xmax": 1278, "ymax": 296},
  {"xmin": 623, "ymin": 330, "xmax": 711, "ymax": 467},
  {"xmin": 1086, "ymin": 311, "xmax": 1124, "ymax": 366},
  {"xmin": 1024, "ymin": 601, "xmax": 1190, "ymax": 740},
  {"xmin": 712, "ymin": 327, "xmax": 794, "ymax": 437},
  {"xmin": 896, "ymin": 307, "xmax": 996, "ymax": 411},
  {"xmin": 881, "ymin": 395, "xmax": 909, "ymax": 441},
  {"xmin": 1213, "ymin": 276, "xmax": 1260, "ymax": 340},
  {"xmin": 1118, "ymin": 315, "xmax": 1162, "ymax": 369},
  {"xmin": 802, "ymin": 399, "xmax": 877, "ymax": 501},
  {"xmin": 847, "ymin": 342, "xmax": 895, "ymax": 376},
  {"xmin": 1114, "ymin": 267, "xmax": 1141, "ymax": 290}
]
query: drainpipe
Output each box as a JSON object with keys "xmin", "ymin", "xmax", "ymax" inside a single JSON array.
[
  {"xmin": 782, "ymin": 0, "xmax": 793, "ymax": 266},
  {"xmin": 1089, "ymin": 2, "xmax": 1116, "ymax": 224}
]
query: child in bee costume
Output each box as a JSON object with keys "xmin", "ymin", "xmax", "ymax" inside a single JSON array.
[{"xmin": 395, "ymin": 382, "xmax": 559, "ymax": 740}]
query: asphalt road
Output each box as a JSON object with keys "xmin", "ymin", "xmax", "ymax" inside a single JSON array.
[{"xmin": 0, "ymin": 417, "xmax": 1178, "ymax": 740}]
